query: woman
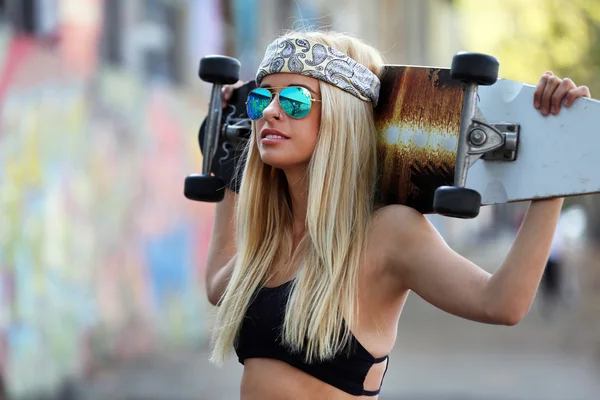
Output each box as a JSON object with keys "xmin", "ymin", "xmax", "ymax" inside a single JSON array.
[{"xmin": 205, "ymin": 30, "xmax": 591, "ymax": 399}]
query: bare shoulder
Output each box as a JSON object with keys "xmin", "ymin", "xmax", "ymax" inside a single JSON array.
[
  {"xmin": 368, "ymin": 205, "xmax": 448, "ymax": 281},
  {"xmin": 370, "ymin": 204, "xmax": 438, "ymax": 242}
]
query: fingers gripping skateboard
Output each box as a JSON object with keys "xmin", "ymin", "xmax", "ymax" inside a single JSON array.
[
  {"xmin": 184, "ymin": 56, "xmax": 242, "ymax": 203},
  {"xmin": 433, "ymin": 52, "xmax": 500, "ymax": 219}
]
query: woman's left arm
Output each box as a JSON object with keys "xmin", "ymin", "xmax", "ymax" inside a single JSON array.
[
  {"xmin": 381, "ymin": 73, "xmax": 590, "ymax": 325},
  {"xmin": 482, "ymin": 198, "xmax": 563, "ymax": 324},
  {"xmin": 484, "ymin": 72, "xmax": 591, "ymax": 322}
]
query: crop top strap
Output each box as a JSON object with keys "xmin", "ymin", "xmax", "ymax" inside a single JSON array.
[{"xmin": 361, "ymin": 355, "xmax": 389, "ymax": 396}]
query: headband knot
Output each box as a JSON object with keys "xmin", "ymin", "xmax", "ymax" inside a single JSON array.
[{"xmin": 256, "ymin": 38, "xmax": 380, "ymax": 106}]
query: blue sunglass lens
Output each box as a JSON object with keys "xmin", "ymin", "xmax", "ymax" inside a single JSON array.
[
  {"xmin": 279, "ymin": 87, "xmax": 312, "ymax": 119},
  {"xmin": 246, "ymin": 88, "xmax": 272, "ymax": 120}
]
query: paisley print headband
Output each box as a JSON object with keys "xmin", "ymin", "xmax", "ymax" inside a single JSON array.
[{"xmin": 256, "ymin": 38, "xmax": 381, "ymax": 106}]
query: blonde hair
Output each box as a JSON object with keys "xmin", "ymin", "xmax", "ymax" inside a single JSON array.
[{"xmin": 210, "ymin": 30, "xmax": 385, "ymax": 364}]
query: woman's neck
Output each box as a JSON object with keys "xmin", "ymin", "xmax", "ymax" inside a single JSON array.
[{"xmin": 284, "ymin": 167, "xmax": 309, "ymax": 238}]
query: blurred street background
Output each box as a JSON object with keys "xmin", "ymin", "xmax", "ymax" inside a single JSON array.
[{"xmin": 0, "ymin": 0, "xmax": 599, "ymax": 399}]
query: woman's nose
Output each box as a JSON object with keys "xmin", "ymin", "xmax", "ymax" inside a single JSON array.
[{"xmin": 262, "ymin": 94, "xmax": 282, "ymax": 121}]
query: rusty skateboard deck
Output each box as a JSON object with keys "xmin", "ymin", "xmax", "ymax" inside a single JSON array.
[{"xmin": 374, "ymin": 66, "xmax": 463, "ymax": 213}]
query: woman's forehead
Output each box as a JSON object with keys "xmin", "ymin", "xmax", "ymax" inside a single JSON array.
[{"xmin": 259, "ymin": 73, "xmax": 320, "ymax": 93}]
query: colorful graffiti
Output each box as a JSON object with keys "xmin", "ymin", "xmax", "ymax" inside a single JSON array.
[{"xmin": 0, "ymin": 17, "xmax": 215, "ymax": 399}]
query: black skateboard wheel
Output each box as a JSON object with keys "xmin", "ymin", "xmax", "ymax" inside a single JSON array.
[
  {"xmin": 199, "ymin": 56, "xmax": 241, "ymax": 85},
  {"xmin": 450, "ymin": 52, "xmax": 499, "ymax": 86},
  {"xmin": 184, "ymin": 174, "xmax": 227, "ymax": 202},
  {"xmin": 433, "ymin": 186, "xmax": 481, "ymax": 219}
]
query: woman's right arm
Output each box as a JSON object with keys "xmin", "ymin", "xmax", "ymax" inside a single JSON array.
[
  {"xmin": 205, "ymin": 187, "xmax": 237, "ymax": 306},
  {"xmin": 205, "ymin": 81, "xmax": 245, "ymax": 306}
]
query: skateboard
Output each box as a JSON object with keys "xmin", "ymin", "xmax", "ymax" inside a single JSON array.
[{"xmin": 184, "ymin": 53, "xmax": 600, "ymax": 219}]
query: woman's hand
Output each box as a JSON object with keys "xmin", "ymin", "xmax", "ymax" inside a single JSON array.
[
  {"xmin": 221, "ymin": 80, "xmax": 247, "ymax": 109},
  {"xmin": 533, "ymin": 71, "xmax": 591, "ymax": 116}
]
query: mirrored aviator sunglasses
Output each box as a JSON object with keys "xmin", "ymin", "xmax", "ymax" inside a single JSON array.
[{"xmin": 246, "ymin": 86, "xmax": 321, "ymax": 121}]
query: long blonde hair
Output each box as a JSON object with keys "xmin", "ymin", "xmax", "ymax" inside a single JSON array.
[{"xmin": 210, "ymin": 30, "xmax": 385, "ymax": 364}]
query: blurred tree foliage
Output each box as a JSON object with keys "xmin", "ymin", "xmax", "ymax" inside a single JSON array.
[
  {"xmin": 456, "ymin": 0, "xmax": 600, "ymax": 94},
  {"xmin": 457, "ymin": 0, "xmax": 600, "ymax": 241}
]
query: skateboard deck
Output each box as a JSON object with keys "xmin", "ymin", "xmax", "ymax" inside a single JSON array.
[
  {"xmin": 374, "ymin": 67, "xmax": 462, "ymax": 213},
  {"xmin": 470, "ymin": 79, "xmax": 599, "ymax": 204},
  {"xmin": 193, "ymin": 65, "xmax": 600, "ymax": 213},
  {"xmin": 374, "ymin": 65, "xmax": 600, "ymax": 213}
]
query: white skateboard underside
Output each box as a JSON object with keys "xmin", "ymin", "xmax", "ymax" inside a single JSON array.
[{"xmin": 465, "ymin": 79, "xmax": 600, "ymax": 205}]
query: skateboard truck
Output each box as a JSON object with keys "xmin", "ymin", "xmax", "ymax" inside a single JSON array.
[
  {"xmin": 221, "ymin": 114, "xmax": 252, "ymax": 151},
  {"xmin": 433, "ymin": 52, "xmax": 507, "ymax": 219},
  {"xmin": 466, "ymin": 118, "xmax": 519, "ymax": 163},
  {"xmin": 184, "ymin": 55, "xmax": 241, "ymax": 202}
]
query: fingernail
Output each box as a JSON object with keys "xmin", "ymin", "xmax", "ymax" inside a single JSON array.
[
  {"xmin": 551, "ymin": 105, "xmax": 557, "ymax": 114},
  {"xmin": 541, "ymin": 107, "xmax": 547, "ymax": 115},
  {"xmin": 534, "ymin": 101, "xmax": 540, "ymax": 109}
]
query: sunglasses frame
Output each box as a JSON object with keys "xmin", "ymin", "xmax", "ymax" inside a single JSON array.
[{"xmin": 245, "ymin": 86, "xmax": 322, "ymax": 120}]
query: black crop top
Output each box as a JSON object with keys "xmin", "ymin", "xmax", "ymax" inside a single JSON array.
[{"xmin": 234, "ymin": 280, "xmax": 389, "ymax": 397}]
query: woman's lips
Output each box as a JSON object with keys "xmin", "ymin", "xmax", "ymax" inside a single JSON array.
[
  {"xmin": 261, "ymin": 128, "xmax": 289, "ymax": 139},
  {"xmin": 261, "ymin": 128, "xmax": 290, "ymax": 144}
]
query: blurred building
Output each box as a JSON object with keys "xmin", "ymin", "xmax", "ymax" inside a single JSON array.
[
  {"xmin": 221, "ymin": 0, "xmax": 462, "ymax": 78},
  {"xmin": 0, "ymin": 0, "xmax": 211, "ymax": 397}
]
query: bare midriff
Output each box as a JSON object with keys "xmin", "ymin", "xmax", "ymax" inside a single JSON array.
[{"xmin": 240, "ymin": 358, "xmax": 381, "ymax": 400}]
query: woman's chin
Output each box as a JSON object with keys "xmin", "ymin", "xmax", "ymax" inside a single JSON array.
[
  {"xmin": 259, "ymin": 154, "xmax": 306, "ymax": 170},
  {"xmin": 260, "ymin": 159, "xmax": 292, "ymax": 170}
]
